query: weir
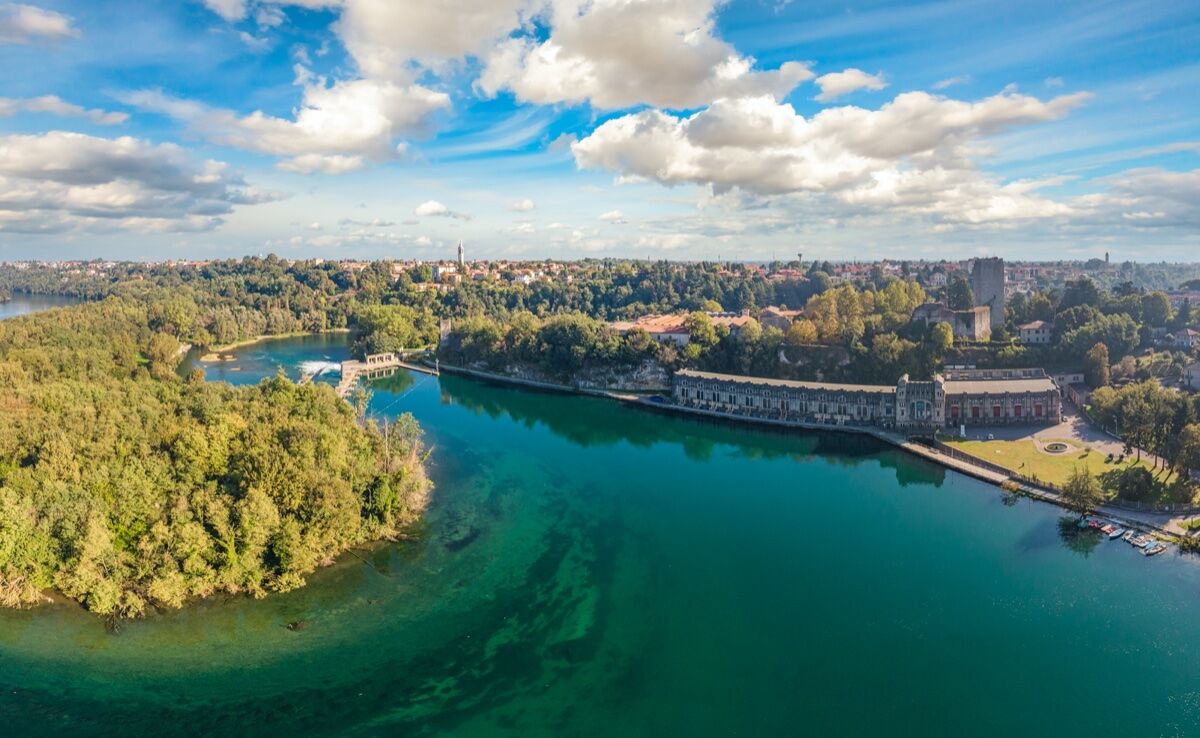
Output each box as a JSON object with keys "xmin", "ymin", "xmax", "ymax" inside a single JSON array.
[{"xmin": 333, "ymin": 351, "xmax": 439, "ymax": 398}]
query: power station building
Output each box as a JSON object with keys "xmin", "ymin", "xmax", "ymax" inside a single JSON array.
[
  {"xmin": 671, "ymin": 367, "xmax": 1061, "ymax": 434},
  {"xmin": 970, "ymin": 257, "xmax": 1006, "ymax": 331}
]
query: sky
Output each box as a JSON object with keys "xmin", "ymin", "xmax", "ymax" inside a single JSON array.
[{"xmin": 0, "ymin": 0, "xmax": 1196, "ymax": 263}]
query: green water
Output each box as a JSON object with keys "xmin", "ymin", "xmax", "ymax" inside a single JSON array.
[{"xmin": 4, "ymin": 334, "xmax": 1200, "ymax": 737}]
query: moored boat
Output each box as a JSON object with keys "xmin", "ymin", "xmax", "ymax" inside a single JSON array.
[
  {"xmin": 1144, "ymin": 543, "xmax": 1167, "ymax": 556},
  {"xmin": 1108, "ymin": 527, "xmax": 1126, "ymax": 540}
]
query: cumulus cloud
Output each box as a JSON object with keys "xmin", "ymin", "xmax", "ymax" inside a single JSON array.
[
  {"xmin": 477, "ymin": 0, "xmax": 812, "ymax": 109},
  {"xmin": 509, "ymin": 197, "xmax": 535, "ymax": 211},
  {"xmin": 1071, "ymin": 168, "xmax": 1200, "ymax": 230},
  {"xmin": 121, "ymin": 74, "xmax": 449, "ymax": 174},
  {"xmin": 0, "ymin": 131, "xmax": 277, "ymax": 234},
  {"xmin": 573, "ymin": 90, "xmax": 1091, "ymax": 226},
  {"xmin": 337, "ymin": 0, "xmax": 534, "ymax": 78},
  {"xmin": 598, "ymin": 209, "xmax": 626, "ymax": 223},
  {"xmin": 0, "ymin": 3, "xmax": 77, "ymax": 43},
  {"xmin": 814, "ymin": 68, "xmax": 887, "ymax": 101},
  {"xmin": 0, "ymin": 95, "xmax": 127, "ymax": 125},
  {"xmin": 414, "ymin": 199, "xmax": 470, "ymax": 220}
]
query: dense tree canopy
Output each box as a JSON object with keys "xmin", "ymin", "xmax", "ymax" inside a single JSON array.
[{"xmin": 0, "ymin": 299, "xmax": 429, "ymax": 616}]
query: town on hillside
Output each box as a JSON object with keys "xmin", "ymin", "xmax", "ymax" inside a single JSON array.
[{"xmin": 7, "ymin": 253, "xmax": 1200, "ymax": 497}]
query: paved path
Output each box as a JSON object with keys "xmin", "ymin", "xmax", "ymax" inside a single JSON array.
[
  {"xmin": 897, "ymin": 436, "xmax": 1188, "ymax": 536},
  {"xmin": 956, "ymin": 401, "xmax": 1171, "ymax": 468}
]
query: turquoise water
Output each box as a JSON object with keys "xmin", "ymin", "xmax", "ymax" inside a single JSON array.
[{"xmin": 3, "ymin": 333, "xmax": 1200, "ymax": 736}]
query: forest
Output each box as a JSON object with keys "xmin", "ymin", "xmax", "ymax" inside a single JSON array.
[{"xmin": 0, "ymin": 297, "xmax": 429, "ymax": 617}]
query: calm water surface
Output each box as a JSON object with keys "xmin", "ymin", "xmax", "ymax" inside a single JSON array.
[
  {"xmin": 0, "ymin": 292, "xmax": 81, "ymax": 319},
  {"xmin": 3, "ymin": 332, "xmax": 1200, "ymax": 737}
]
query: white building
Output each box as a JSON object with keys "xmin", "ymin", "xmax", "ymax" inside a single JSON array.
[
  {"xmin": 1184, "ymin": 363, "xmax": 1200, "ymax": 389},
  {"xmin": 1018, "ymin": 320, "xmax": 1053, "ymax": 345},
  {"xmin": 432, "ymin": 265, "xmax": 460, "ymax": 283},
  {"xmin": 1171, "ymin": 328, "xmax": 1200, "ymax": 349}
]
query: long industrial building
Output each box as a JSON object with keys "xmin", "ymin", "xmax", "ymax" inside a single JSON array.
[{"xmin": 671, "ymin": 368, "xmax": 1061, "ymax": 433}]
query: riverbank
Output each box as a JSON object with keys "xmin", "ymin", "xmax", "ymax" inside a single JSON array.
[
  {"xmin": 199, "ymin": 329, "xmax": 352, "ymax": 362},
  {"xmin": 433, "ymin": 361, "xmax": 1191, "ymax": 544}
]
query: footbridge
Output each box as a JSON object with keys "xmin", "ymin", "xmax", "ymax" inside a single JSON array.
[{"xmin": 333, "ymin": 351, "xmax": 438, "ymax": 398}]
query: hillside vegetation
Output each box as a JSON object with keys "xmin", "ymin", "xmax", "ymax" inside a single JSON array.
[{"xmin": 0, "ymin": 298, "xmax": 429, "ymax": 617}]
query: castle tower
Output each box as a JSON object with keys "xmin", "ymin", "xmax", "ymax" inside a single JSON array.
[
  {"xmin": 971, "ymin": 257, "xmax": 1005, "ymax": 331},
  {"xmin": 457, "ymin": 241, "xmax": 465, "ymax": 269}
]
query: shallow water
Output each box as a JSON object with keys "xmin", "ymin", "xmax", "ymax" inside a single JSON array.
[{"xmin": 4, "ymin": 333, "xmax": 1200, "ymax": 737}]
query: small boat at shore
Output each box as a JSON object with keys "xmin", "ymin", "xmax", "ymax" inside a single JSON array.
[
  {"xmin": 1129, "ymin": 534, "xmax": 1152, "ymax": 548},
  {"xmin": 1144, "ymin": 543, "xmax": 1167, "ymax": 556},
  {"xmin": 1108, "ymin": 527, "xmax": 1126, "ymax": 540},
  {"xmin": 1123, "ymin": 530, "xmax": 1135, "ymax": 542},
  {"xmin": 1101, "ymin": 524, "xmax": 1117, "ymax": 536}
]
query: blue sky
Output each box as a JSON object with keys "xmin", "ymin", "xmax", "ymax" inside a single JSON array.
[{"xmin": 0, "ymin": 0, "xmax": 1196, "ymax": 262}]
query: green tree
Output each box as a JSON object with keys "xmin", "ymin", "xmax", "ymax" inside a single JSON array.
[
  {"xmin": 1061, "ymin": 466, "xmax": 1103, "ymax": 517},
  {"xmin": 684, "ymin": 312, "xmax": 718, "ymax": 347},
  {"xmin": 1084, "ymin": 342, "xmax": 1110, "ymax": 388},
  {"xmin": 1061, "ymin": 278, "xmax": 1102, "ymax": 309},
  {"xmin": 931, "ymin": 321, "xmax": 954, "ymax": 353},
  {"xmin": 946, "ymin": 278, "xmax": 974, "ymax": 310},
  {"xmin": 1141, "ymin": 291, "xmax": 1172, "ymax": 327},
  {"xmin": 785, "ymin": 319, "xmax": 818, "ymax": 346}
]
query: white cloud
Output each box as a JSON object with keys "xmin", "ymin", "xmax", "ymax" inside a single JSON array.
[
  {"xmin": 0, "ymin": 95, "xmax": 127, "ymax": 125},
  {"xmin": 121, "ymin": 74, "xmax": 449, "ymax": 174},
  {"xmin": 573, "ymin": 90, "xmax": 1091, "ymax": 226},
  {"xmin": 0, "ymin": 131, "xmax": 277, "ymax": 234},
  {"xmin": 509, "ymin": 197, "xmax": 535, "ymax": 211},
  {"xmin": 255, "ymin": 4, "xmax": 285, "ymax": 28},
  {"xmin": 814, "ymin": 68, "xmax": 887, "ymax": 101},
  {"xmin": 238, "ymin": 30, "xmax": 271, "ymax": 52},
  {"xmin": 0, "ymin": 3, "xmax": 77, "ymax": 43},
  {"xmin": 336, "ymin": 0, "xmax": 534, "ymax": 78},
  {"xmin": 414, "ymin": 199, "xmax": 470, "ymax": 220},
  {"xmin": 598, "ymin": 209, "xmax": 626, "ymax": 223},
  {"xmin": 1071, "ymin": 168, "xmax": 1200, "ymax": 230},
  {"xmin": 201, "ymin": 0, "xmax": 248, "ymax": 21},
  {"xmin": 414, "ymin": 200, "xmax": 448, "ymax": 216},
  {"xmin": 933, "ymin": 75, "xmax": 971, "ymax": 90},
  {"xmin": 477, "ymin": 0, "xmax": 812, "ymax": 109},
  {"xmin": 339, "ymin": 216, "xmax": 394, "ymax": 227}
]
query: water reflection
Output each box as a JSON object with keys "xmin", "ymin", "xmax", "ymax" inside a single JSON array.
[
  {"xmin": 1056, "ymin": 516, "xmax": 1104, "ymax": 558},
  {"xmin": 435, "ymin": 373, "xmax": 947, "ymax": 489}
]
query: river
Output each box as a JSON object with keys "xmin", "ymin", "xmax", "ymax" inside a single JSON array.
[
  {"xmin": 2, "ymin": 331, "xmax": 1200, "ymax": 737},
  {"xmin": 0, "ymin": 292, "xmax": 81, "ymax": 320}
]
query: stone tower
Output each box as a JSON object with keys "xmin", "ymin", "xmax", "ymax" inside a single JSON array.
[
  {"xmin": 971, "ymin": 257, "xmax": 1005, "ymax": 330},
  {"xmin": 457, "ymin": 240, "xmax": 465, "ymax": 269}
]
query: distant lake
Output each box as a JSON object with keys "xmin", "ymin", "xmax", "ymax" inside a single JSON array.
[
  {"xmin": 0, "ymin": 292, "xmax": 82, "ymax": 320},
  {"xmin": 3, "ymin": 333, "xmax": 1200, "ymax": 737}
]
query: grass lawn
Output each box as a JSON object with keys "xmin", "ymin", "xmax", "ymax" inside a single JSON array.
[{"xmin": 939, "ymin": 435, "xmax": 1170, "ymax": 488}]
